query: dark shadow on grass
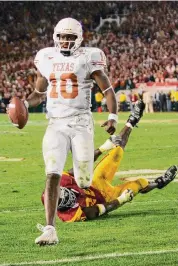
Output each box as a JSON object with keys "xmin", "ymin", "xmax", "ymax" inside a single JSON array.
[{"xmin": 85, "ymin": 208, "xmax": 176, "ymax": 223}]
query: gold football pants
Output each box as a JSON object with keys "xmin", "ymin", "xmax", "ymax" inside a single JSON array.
[{"xmin": 92, "ymin": 146, "xmax": 148, "ymax": 202}]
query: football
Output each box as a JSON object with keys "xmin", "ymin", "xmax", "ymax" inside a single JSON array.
[{"xmin": 8, "ymin": 96, "xmax": 28, "ymax": 129}]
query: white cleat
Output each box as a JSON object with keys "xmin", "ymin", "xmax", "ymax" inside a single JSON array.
[{"xmin": 35, "ymin": 224, "xmax": 59, "ymax": 246}]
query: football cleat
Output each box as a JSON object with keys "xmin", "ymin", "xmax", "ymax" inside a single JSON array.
[
  {"xmin": 127, "ymin": 99, "xmax": 145, "ymax": 127},
  {"xmin": 155, "ymin": 165, "xmax": 178, "ymax": 189},
  {"xmin": 35, "ymin": 224, "xmax": 59, "ymax": 246}
]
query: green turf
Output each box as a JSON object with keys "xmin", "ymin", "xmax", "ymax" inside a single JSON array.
[{"xmin": 0, "ymin": 112, "xmax": 178, "ymax": 266}]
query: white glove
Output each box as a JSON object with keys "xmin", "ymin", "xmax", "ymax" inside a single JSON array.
[{"xmin": 117, "ymin": 189, "xmax": 134, "ymax": 205}]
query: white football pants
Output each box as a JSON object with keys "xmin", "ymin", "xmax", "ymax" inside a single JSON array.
[{"xmin": 42, "ymin": 113, "xmax": 94, "ymax": 188}]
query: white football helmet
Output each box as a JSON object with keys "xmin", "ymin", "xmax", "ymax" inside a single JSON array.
[
  {"xmin": 57, "ymin": 187, "xmax": 78, "ymax": 211},
  {"xmin": 53, "ymin": 17, "xmax": 83, "ymax": 55}
]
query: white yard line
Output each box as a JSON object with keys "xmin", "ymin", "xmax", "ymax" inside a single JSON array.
[
  {"xmin": 0, "ymin": 131, "xmax": 27, "ymax": 134},
  {"xmin": 1, "ymin": 249, "xmax": 178, "ymax": 266},
  {"xmin": 0, "ymin": 121, "xmax": 47, "ymax": 127},
  {"xmin": 116, "ymin": 169, "xmax": 164, "ymax": 175},
  {"xmin": 0, "ymin": 157, "xmax": 24, "ymax": 162},
  {"xmin": 0, "ymin": 208, "xmax": 44, "ymax": 213},
  {"xmin": 115, "ymin": 169, "xmax": 178, "ymax": 181}
]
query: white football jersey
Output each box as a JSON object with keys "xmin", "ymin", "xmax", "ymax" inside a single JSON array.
[{"xmin": 34, "ymin": 47, "xmax": 107, "ymax": 118}]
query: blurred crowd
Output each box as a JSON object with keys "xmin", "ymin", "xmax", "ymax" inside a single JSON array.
[
  {"xmin": 94, "ymin": 1, "xmax": 178, "ymax": 90},
  {"xmin": 116, "ymin": 89, "xmax": 178, "ymax": 113},
  {"xmin": 0, "ymin": 1, "xmax": 178, "ymax": 112},
  {"xmin": 95, "ymin": 88, "xmax": 178, "ymax": 113}
]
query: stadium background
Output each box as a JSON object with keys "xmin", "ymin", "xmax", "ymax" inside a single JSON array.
[
  {"xmin": 0, "ymin": 1, "xmax": 178, "ymax": 113},
  {"xmin": 0, "ymin": 1, "xmax": 178, "ymax": 266}
]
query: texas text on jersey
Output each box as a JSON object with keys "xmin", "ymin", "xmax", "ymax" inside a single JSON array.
[{"xmin": 34, "ymin": 46, "xmax": 107, "ymax": 118}]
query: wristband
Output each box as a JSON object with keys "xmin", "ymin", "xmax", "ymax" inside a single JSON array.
[
  {"xmin": 108, "ymin": 113, "xmax": 118, "ymax": 123},
  {"xmin": 34, "ymin": 88, "xmax": 47, "ymax": 94},
  {"xmin": 102, "ymin": 86, "xmax": 113, "ymax": 94},
  {"xmin": 97, "ymin": 204, "xmax": 106, "ymax": 216},
  {"xmin": 24, "ymin": 100, "xmax": 29, "ymax": 109}
]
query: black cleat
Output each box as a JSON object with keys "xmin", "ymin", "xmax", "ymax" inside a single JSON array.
[
  {"xmin": 155, "ymin": 165, "xmax": 178, "ymax": 189},
  {"xmin": 127, "ymin": 100, "xmax": 145, "ymax": 127}
]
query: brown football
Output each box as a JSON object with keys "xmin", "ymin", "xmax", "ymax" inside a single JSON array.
[{"xmin": 8, "ymin": 96, "xmax": 28, "ymax": 129}]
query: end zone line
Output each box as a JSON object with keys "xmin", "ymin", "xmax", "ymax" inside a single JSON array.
[{"xmin": 1, "ymin": 249, "xmax": 178, "ymax": 266}]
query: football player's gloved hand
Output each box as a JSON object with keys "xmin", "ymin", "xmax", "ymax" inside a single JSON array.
[{"xmin": 117, "ymin": 189, "xmax": 134, "ymax": 205}]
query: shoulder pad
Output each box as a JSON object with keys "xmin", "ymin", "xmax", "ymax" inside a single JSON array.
[
  {"xmin": 88, "ymin": 48, "xmax": 106, "ymax": 66},
  {"xmin": 34, "ymin": 47, "xmax": 54, "ymax": 67}
]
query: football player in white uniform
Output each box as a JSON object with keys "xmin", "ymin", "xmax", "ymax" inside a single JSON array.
[{"xmin": 25, "ymin": 17, "xmax": 118, "ymax": 246}]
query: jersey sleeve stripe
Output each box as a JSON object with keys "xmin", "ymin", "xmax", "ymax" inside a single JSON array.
[{"xmin": 65, "ymin": 207, "xmax": 86, "ymax": 222}]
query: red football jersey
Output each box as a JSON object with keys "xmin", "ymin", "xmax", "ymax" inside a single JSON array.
[
  {"xmin": 58, "ymin": 173, "xmax": 106, "ymax": 222},
  {"xmin": 41, "ymin": 172, "xmax": 106, "ymax": 222}
]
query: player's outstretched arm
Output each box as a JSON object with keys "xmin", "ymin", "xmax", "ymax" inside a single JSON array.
[
  {"xmin": 26, "ymin": 71, "xmax": 48, "ymax": 108},
  {"xmin": 92, "ymin": 70, "xmax": 118, "ymax": 135},
  {"xmin": 82, "ymin": 189, "xmax": 133, "ymax": 220}
]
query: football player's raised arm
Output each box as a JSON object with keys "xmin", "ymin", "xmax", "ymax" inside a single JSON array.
[
  {"xmin": 91, "ymin": 70, "xmax": 117, "ymax": 115},
  {"xmin": 92, "ymin": 69, "xmax": 118, "ymax": 134},
  {"xmin": 26, "ymin": 71, "xmax": 48, "ymax": 108}
]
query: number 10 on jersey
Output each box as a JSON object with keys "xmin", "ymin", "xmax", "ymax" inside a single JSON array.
[{"xmin": 49, "ymin": 72, "xmax": 78, "ymax": 99}]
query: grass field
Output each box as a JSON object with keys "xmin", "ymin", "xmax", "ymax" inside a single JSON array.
[{"xmin": 0, "ymin": 112, "xmax": 178, "ymax": 266}]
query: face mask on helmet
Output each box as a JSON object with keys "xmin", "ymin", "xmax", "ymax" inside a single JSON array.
[
  {"xmin": 53, "ymin": 17, "xmax": 83, "ymax": 56},
  {"xmin": 57, "ymin": 187, "xmax": 78, "ymax": 212}
]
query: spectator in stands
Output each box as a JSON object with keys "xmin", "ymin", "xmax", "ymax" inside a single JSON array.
[
  {"xmin": 101, "ymin": 97, "xmax": 107, "ymax": 112},
  {"xmin": 0, "ymin": 93, "xmax": 5, "ymax": 113},
  {"xmin": 95, "ymin": 88, "xmax": 104, "ymax": 113},
  {"xmin": 174, "ymin": 87, "xmax": 178, "ymax": 111},
  {"xmin": 154, "ymin": 91, "xmax": 161, "ymax": 112},
  {"xmin": 119, "ymin": 92, "xmax": 127, "ymax": 112},
  {"xmin": 143, "ymin": 91, "xmax": 154, "ymax": 113},
  {"xmin": 159, "ymin": 91, "xmax": 167, "ymax": 112},
  {"xmin": 170, "ymin": 90, "xmax": 175, "ymax": 111},
  {"xmin": 166, "ymin": 91, "xmax": 172, "ymax": 112}
]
